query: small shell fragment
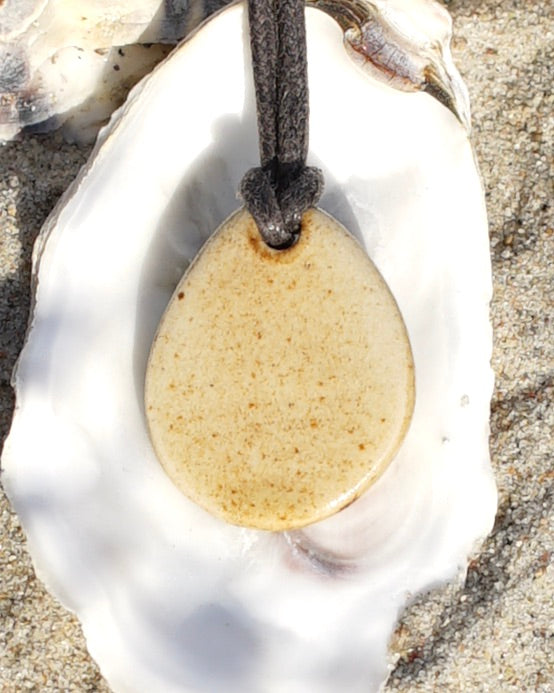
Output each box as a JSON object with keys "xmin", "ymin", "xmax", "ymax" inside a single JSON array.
[
  {"xmin": 146, "ymin": 208, "xmax": 415, "ymax": 530},
  {"xmin": 0, "ymin": 0, "xmax": 470, "ymax": 141}
]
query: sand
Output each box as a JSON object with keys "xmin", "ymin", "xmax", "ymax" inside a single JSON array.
[{"xmin": 0, "ymin": 0, "xmax": 552, "ymax": 690}]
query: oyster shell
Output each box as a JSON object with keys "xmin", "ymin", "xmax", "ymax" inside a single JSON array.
[
  {"xmin": 1, "ymin": 4, "xmax": 496, "ymax": 692},
  {"xmin": 0, "ymin": 0, "xmax": 469, "ymax": 142}
]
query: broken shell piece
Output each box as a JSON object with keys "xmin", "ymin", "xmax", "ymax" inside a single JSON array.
[
  {"xmin": 2, "ymin": 5, "xmax": 496, "ymax": 692},
  {"xmin": 10, "ymin": 43, "xmax": 173, "ymax": 142},
  {"xmin": 0, "ymin": 0, "xmax": 470, "ymax": 142},
  {"xmin": 146, "ymin": 208, "xmax": 414, "ymax": 530}
]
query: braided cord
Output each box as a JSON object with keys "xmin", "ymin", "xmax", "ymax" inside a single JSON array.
[{"xmin": 240, "ymin": 0, "xmax": 324, "ymax": 248}]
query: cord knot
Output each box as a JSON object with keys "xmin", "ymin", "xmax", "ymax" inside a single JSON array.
[{"xmin": 240, "ymin": 0, "xmax": 324, "ymax": 248}]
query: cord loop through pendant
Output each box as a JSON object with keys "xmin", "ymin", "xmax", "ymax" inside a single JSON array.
[{"xmin": 240, "ymin": 0, "xmax": 324, "ymax": 248}]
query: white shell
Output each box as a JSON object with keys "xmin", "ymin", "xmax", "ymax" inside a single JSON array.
[{"xmin": 2, "ymin": 5, "xmax": 496, "ymax": 692}]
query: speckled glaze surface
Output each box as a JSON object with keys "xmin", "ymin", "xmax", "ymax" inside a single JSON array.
[
  {"xmin": 2, "ymin": 1, "xmax": 551, "ymax": 692},
  {"xmin": 0, "ymin": 0, "xmax": 468, "ymax": 141},
  {"xmin": 146, "ymin": 207, "xmax": 415, "ymax": 530}
]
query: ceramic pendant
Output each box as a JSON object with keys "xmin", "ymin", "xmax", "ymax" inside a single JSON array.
[{"xmin": 146, "ymin": 207, "xmax": 414, "ymax": 530}]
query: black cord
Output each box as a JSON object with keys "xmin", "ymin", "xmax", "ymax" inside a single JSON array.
[{"xmin": 240, "ymin": 0, "xmax": 324, "ymax": 249}]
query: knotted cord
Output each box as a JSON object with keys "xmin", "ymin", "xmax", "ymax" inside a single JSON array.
[{"xmin": 240, "ymin": 0, "xmax": 324, "ymax": 248}]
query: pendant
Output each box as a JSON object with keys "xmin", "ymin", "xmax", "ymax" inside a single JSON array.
[{"xmin": 145, "ymin": 207, "xmax": 414, "ymax": 530}]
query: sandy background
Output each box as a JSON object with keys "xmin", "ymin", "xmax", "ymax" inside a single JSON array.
[{"xmin": 1, "ymin": 0, "xmax": 552, "ymax": 690}]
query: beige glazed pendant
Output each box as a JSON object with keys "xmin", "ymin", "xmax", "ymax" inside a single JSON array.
[{"xmin": 145, "ymin": 207, "xmax": 414, "ymax": 530}]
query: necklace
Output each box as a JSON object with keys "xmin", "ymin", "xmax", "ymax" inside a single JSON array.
[{"xmin": 145, "ymin": 0, "xmax": 414, "ymax": 530}]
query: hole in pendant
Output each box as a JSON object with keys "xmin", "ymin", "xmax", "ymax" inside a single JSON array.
[
  {"xmin": 267, "ymin": 229, "xmax": 300, "ymax": 251},
  {"xmin": 263, "ymin": 216, "xmax": 303, "ymax": 251}
]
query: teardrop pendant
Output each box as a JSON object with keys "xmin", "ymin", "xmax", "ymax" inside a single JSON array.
[{"xmin": 145, "ymin": 207, "xmax": 414, "ymax": 530}]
